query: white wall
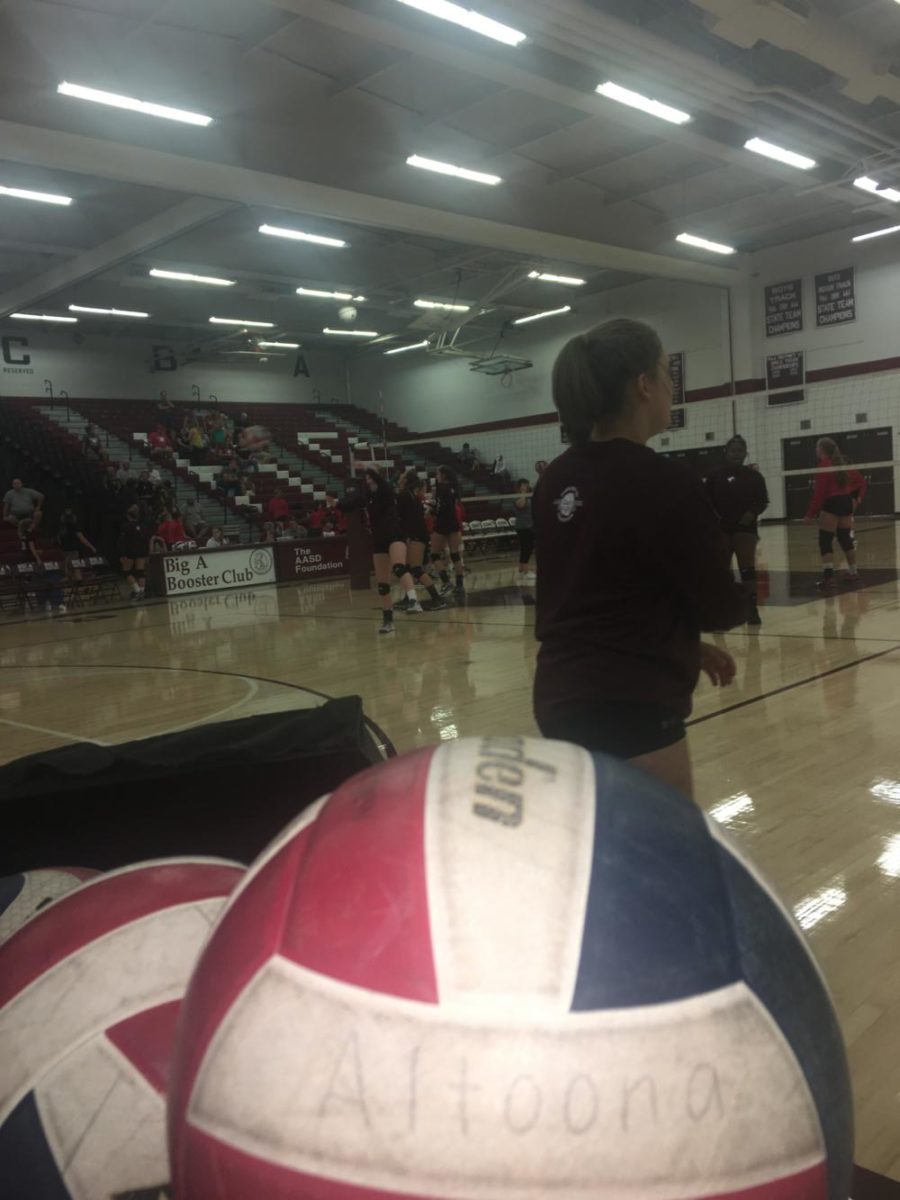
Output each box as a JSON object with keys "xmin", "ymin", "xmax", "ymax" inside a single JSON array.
[
  {"xmin": 0, "ymin": 327, "xmax": 348, "ymax": 406},
  {"xmin": 350, "ymin": 278, "xmax": 732, "ymax": 440}
]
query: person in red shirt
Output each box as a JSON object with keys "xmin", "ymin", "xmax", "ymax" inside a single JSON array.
[
  {"xmin": 156, "ymin": 510, "xmax": 187, "ymax": 549},
  {"xmin": 267, "ymin": 487, "xmax": 291, "ymax": 524},
  {"xmin": 147, "ymin": 425, "xmax": 172, "ymax": 460},
  {"xmin": 533, "ymin": 318, "xmax": 746, "ymax": 799},
  {"xmin": 805, "ymin": 436, "xmax": 867, "ymax": 590},
  {"xmin": 705, "ymin": 435, "xmax": 769, "ymax": 626}
]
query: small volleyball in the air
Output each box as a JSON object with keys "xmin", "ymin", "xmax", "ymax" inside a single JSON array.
[
  {"xmin": 168, "ymin": 738, "xmax": 853, "ymax": 1200},
  {"xmin": 337, "ymin": 305, "xmax": 358, "ymax": 323}
]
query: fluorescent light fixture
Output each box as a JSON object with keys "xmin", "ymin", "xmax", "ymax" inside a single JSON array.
[
  {"xmin": 385, "ymin": 340, "xmax": 430, "ymax": 355},
  {"xmin": 595, "ymin": 81, "xmax": 691, "ymax": 126},
  {"xmin": 68, "ymin": 304, "xmax": 149, "ymax": 318},
  {"xmin": 0, "ymin": 184, "xmax": 73, "ymax": 207},
  {"xmin": 58, "ymin": 81, "xmax": 212, "ymax": 126},
  {"xmin": 258, "ymin": 341, "xmax": 301, "ymax": 349},
  {"xmin": 852, "ymin": 223, "xmax": 900, "ymax": 243},
  {"xmin": 209, "ymin": 317, "xmax": 275, "ymax": 328},
  {"xmin": 853, "ymin": 176, "xmax": 900, "ymax": 203},
  {"xmin": 323, "ymin": 327, "xmax": 379, "ymax": 337},
  {"xmin": 513, "ymin": 305, "xmax": 572, "ymax": 326},
  {"xmin": 295, "ymin": 287, "xmax": 367, "ymax": 302},
  {"xmin": 744, "ymin": 137, "xmax": 816, "ymax": 171},
  {"xmin": 676, "ymin": 232, "xmax": 736, "ymax": 255},
  {"xmin": 259, "ymin": 224, "xmax": 346, "ymax": 248},
  {"xmin": 406, "ymin": 154, "xmax": 502, "ymax": 187},
  {"xmin": 877, "ymin": 834, "xmax": 900, "ymax": 880},
  {"xmin": 395, "ymin": 0, "xmax": 526, "ymax": 46},
  {"xmin": 149, "ymin": 268, "xmax": 235, "ymax": 286},
  {"xmin": 528, "ymin": 270, "xmax": 585, "ymax": 286},
  {"xmin": 9, "ymin": 312, "xmax": 78, "ymax": 323},
  {"xmin": 414, "ymin": 298, "xmax": 471, "ymax": 312}
]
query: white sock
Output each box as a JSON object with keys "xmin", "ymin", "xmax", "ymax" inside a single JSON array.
[{"xmin": 407, "ymin": 589, "xmax": 417, "ymax": 601}]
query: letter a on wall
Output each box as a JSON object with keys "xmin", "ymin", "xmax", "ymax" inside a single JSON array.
[{"xmin": 293, "ymin": 353, "xmax": 310, "ymax": 379}]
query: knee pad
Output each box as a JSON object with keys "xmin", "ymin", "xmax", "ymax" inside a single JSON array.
[
  {"xmin": 411, "ymin": 565, "xmax": 424, "ymax": 582},
  {"xmin": 818, "ymin": 530, "xmax": 835, "ymax": 555},
  {"xmin": 740, "ymin": 567, "xmax": 756, "ymax": 583},
  {"xmin": 430, "ymin": 552, "xmax": 443, "ymax": 565},
  {"xmin": 392, "ymin": 563, "xmax": 407, "ymax": 581},
  {"xmin": 134, "ymin": 569, "xmax": 145, "ymax": 583},
  {"xmin": 837, "ymin": 528, "xmax": 855, "ymax": 552},
  {"xmin": 450, "ymin": 552, "xmax": 462, "ymax": 564},
  {"xmin": 377, "ymin": 582, "xmax": 392, "ymax": 597}
]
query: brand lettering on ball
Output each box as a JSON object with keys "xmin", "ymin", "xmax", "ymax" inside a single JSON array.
[{"xmin": 472, "ymin": 736, "xmax": 558, "ymax": 828}]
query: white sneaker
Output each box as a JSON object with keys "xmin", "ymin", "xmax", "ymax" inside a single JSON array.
[
  {"xmin": 378, "ymin": 622, "xmax": 395, "ymax": 635},
  {"xmin": 522, "ymin": 572, "xmax": 537, "ymax": 584}
]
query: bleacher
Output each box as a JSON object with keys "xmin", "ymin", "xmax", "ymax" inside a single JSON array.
[{"xmin": 0, "ymin": 396, "xmax": 522, "ymax": 586}]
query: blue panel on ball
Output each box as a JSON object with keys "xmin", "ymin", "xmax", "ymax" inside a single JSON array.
[
  {"xmin": 571, "ymin": 755, "xmax": 739, "ymax": 1011},
  {"xmin": 0, "ymin": 1091, "xmax": 71, "ymax": 1200},
  {"xmin": 715, "ymin": 845, "xmax": 854, "ymax": 1200},
  {"xmin": 0, "ymin": 873, "xmax": 25, "ymax": 918}
]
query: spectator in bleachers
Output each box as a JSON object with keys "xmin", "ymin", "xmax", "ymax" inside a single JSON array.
[
  {"xmin": 234, "ymin": 411, "xmax": 250, "ymax": 431},
  {"xmin": 4, "ymin": 479, "xmax": 44, "ymax": 531},
  {"xmin": 119, "ymin": 504, "xmax": 151, "ymax": 600},
  {"xmin": 156, "ymin": 510, "xmax": 187, "ymax": 550},
  {"xmin": 182, "ymin": 499, "xmax": 209, "ymax": 544},
  {"xmin": 148, "ymin": 424, "xmax": 172, "ymax": 460},
  {"xmin": 187, "ymin": 422, "xmax": 208, "ymax": 465},
  {"xmin": 491, "ymin": 454, "xmax": 511, "ymax": 485},
  {"xmin": 59, "ymin": 508, "xmax": 98, "ymax": 581},
  {"xmin": 535, "ymin": 460, "xmax": 549, "ymax": 479},
  {"xmin": 216, "ymin": 460, "xmax": 241, "ymax": 498},
  {"xmin": 460, "ymin": 443, "xmax": 477, "ymax": 471},
  {"xmin": 268, "ymin": 487, "xmax": 291, "ymax": 524},
  {"xmin": 82, "ymin": 424, "xmax": 105, "ymax": 462},
  {"xmin": 18, "ymin": 517, "xmax": 42, "ymax": 566},
  {"xmin": 206, "ymin": 526, "xmax": 225, "ymax": 548},
  {"xmin": 209, "ymin": 416, "xmax": 231, "ymax": 454},
  {"xmin": 157, "ymin": 390, "xmax": 177, "ymax": 432},
  {"xmin": 116, "ymin": 461, "xmax": 132, "ymax": 485},
  {"xmin": 321, "ymin": 519, "xmax": 337, "ymax": 539},
  {"xmin": 136, "ymin": 469, "xmax": 155, "ymax": 503},
  {"xmin": 262, "ymin": 522, "xmax": 277, "ymax": 544},
  {"xmin": 280, "ymin": 516, "xmax": 307, "ymax": 540}
]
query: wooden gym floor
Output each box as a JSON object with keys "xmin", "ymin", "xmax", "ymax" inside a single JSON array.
[{"xmin": 1, "ymin": 519, "xmax": 899, "ymax": 1181}]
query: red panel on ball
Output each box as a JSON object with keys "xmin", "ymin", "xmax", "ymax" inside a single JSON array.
[
  {"xmin": 0, "ymin": 860, "xmax": 240, "ymax": 1007},
  {"xmin": 106, "ymin": 999, "xmax": 182, "ymax": 1097},
  {"xmin": 278, "ymin": 748, "xmax": 439, "ymax": 1003}
]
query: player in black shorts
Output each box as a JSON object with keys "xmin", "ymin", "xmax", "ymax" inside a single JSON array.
[
  {"xmin": 705, "ymin": 435, "xmax": 769, "ymax": 626},
  {"xmin": 396, "ymin": 471, "xmax": 447, "ymax": 611},
  {"xmin": 340, "ymin": 468, "xmax": 419, "ymax": 634},
  {"xmin": 431, "ymin": 466, "xmax": 465, "ymax": 600}
]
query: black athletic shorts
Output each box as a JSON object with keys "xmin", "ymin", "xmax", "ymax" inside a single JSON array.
[
  {"xmin": 372, "ymin": 534, "xmax": 405, "ymax": 555},
  {"xmin": 538, "ymin": 701, "xmax": 686, "ymax": 760},
  {"xmin": 823, "ymin": 495, "xmax": 854, "ymax": 517}
]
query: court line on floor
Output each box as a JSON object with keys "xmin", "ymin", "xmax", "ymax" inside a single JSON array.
[
  {"xmin": 689, "ymin": 641, "xmax": 900, "ymax": 726},
  {"xmin": 0, "ymin": 715, "xmax": 110, "ymax": 746},
  {"xmin": 0, "ymin": 663, "xmax": 396, "ymax": 757}
]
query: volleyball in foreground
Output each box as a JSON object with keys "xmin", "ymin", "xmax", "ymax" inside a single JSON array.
[
  {"xmin": 169, "ymin": 739, "xmax": 853, "ymax": 1199},
  {"xmin": 0, "ymin": 866, "xmax": 99, "ymax": 945},
  {"xmin": 0, "ymin": 857, "xmax": 243, "ymax": 1196}
]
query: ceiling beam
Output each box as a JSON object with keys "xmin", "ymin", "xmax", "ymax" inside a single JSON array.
[
  {"xmin": 0, "ymin": 196, "xmax": 235, "ymax": 318},
  {"xmin": 0, "ymin": 119, "xmax": 741, "ymax": 288}
]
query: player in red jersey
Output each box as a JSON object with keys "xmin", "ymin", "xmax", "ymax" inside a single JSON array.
[
  {"xmin": 805, "ymin": 436, "xmax": 867, "ymax": 590},
  {"xmin": 705, "ymin": 435, "xmax": 769, "ymax": 626}
]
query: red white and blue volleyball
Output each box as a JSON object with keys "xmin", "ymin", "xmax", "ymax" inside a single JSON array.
[
  {"xmin": 0, "ymin": 856, "xmax": 243, "ymax": 1197},
  {"xmin": 169, "ymin": 738, "xmax": 853, "ymax": 1199},
  {"xmin": 0, "ymin": 866, "xmax": 99, "ymax": 945}
]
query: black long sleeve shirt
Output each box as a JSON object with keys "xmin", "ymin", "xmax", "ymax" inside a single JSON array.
[{"xmin": 534, "ymin": 439, "xmax": 747, "ymax": 721}]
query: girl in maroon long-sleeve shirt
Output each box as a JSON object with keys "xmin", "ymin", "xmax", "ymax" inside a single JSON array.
[
  {"xmin": 534, "ymin": 318, "xmax": 746, "ymax": 800},
  {"xmin": 805, "ymin": 436, "xmax": 867, "ymax": 589},
  {"xmin": 705, "ymin": 435, "xmax": 769, "ymax": 626}
]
